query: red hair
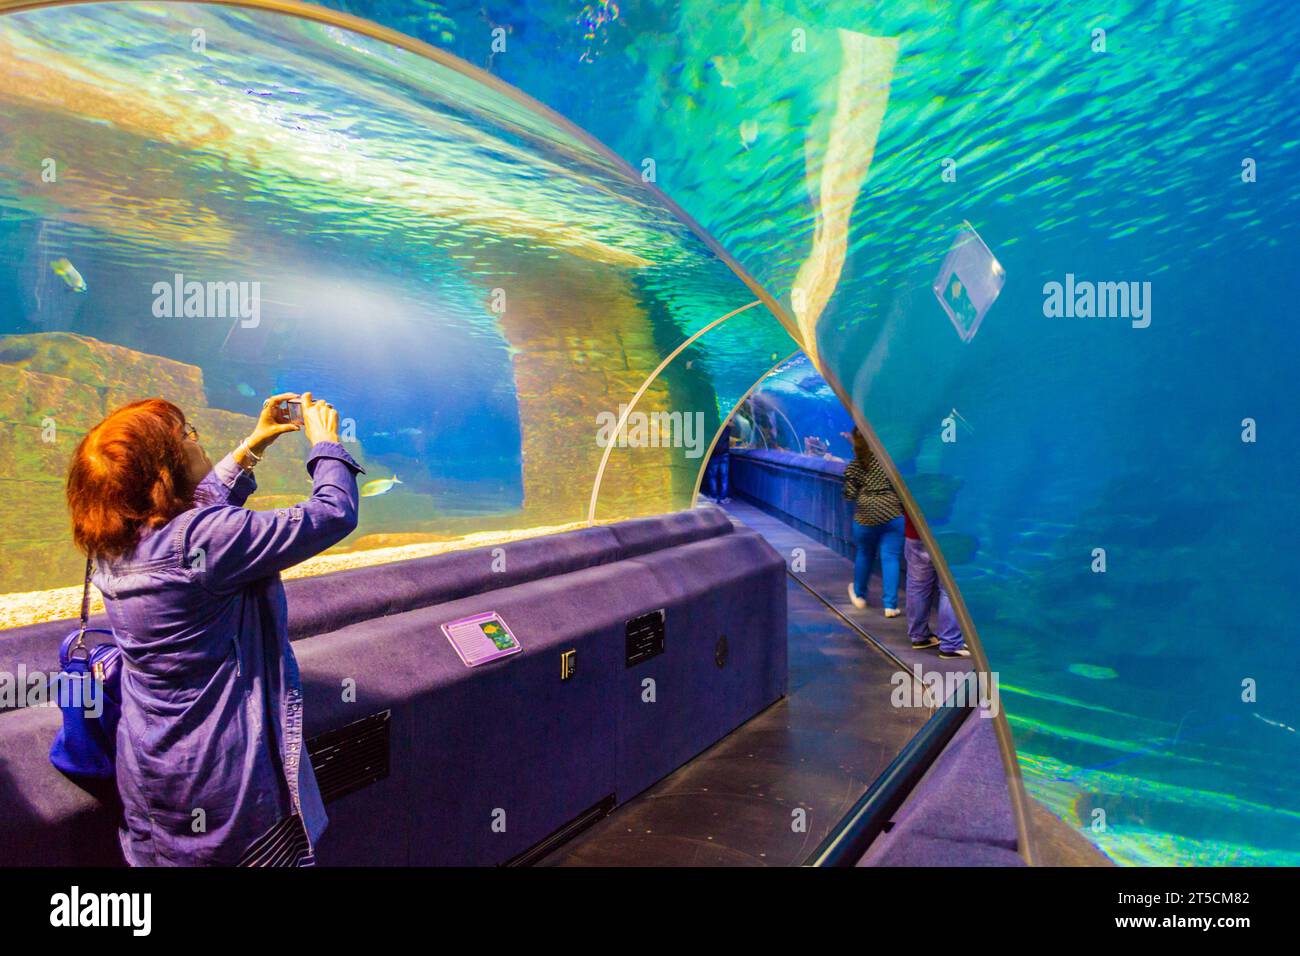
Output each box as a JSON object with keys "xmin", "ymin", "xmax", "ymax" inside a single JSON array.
[{"xmin": 66, "ymin": 398, "xmax": 196, "ymax": 558}]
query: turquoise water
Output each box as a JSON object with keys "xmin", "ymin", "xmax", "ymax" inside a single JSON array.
[
  {"xmin": 320, "ymin": 0, "xmax": 1300, "ymax": 864},
  {"xmin": 0, "ymin": 2, "xmax": 790, "ymax": 598},
  {"xmin": 2, "ymin": 0, "xmax": 1298, "ymax": 864}
]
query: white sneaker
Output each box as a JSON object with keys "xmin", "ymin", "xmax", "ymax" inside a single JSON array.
[
  {"xmin": 883, "ymin": 607, "xmax": 901, "ymax": 619},
  {"xmin": 847, "ymin": 583, "xmax": 866, "ymax": 609}
]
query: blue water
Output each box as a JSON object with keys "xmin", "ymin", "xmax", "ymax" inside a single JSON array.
[
  {"xmin": 321, "ymin": 0, "xmax": 1300, "ymax": 863},
  {"xmin": 2, "ymin": 0, "xmax": 1298, "ymax": 863}
]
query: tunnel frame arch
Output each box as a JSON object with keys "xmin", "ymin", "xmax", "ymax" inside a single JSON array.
[
  {"xmin": 0, "ymin": 0, "xmax": 1036, "ymax": 863},
  {"xmin": 587, "ymin": 299, "xmax": 764, "ymax": 523}
]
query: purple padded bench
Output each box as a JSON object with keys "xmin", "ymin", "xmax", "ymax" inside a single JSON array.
[
  {"xmin": 0, "ymin": 508, "xmax": 736, "ymax": 689},
  {"xmin": 0, "ymin": 508, "xmax": 788, "ymax": 866}
]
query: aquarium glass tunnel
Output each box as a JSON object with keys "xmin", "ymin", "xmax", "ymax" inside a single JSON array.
[{"xmin": 1, "ymin": 0, "xmax": 1298, "ymax": 865}]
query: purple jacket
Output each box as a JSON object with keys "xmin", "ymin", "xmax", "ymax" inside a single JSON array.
[{"xmin": 93, "ymin": 441, "xmax": 364, "ymax": 866}]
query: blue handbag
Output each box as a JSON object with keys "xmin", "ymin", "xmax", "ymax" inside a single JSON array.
[{"xmin": 49, "ymin": 558, "xmax": 122, "ymax": 780}]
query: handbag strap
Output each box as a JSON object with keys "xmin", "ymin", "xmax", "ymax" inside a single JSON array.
[{"xmin": 71, "ymin": 556, "xmax": 93, "ymax": 658}]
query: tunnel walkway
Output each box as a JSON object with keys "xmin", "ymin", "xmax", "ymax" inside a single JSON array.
[
  {"xmin": 538, "ymin": 575, "xmax": 926, "ymax": 865},
  {"xmin": 537, "ymin": 500, "xmax": 967, "ymax": 866}
]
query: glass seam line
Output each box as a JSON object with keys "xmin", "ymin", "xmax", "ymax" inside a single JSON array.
[
  {"xmin": 688, "ymin": 351, "xmax": 800, "ymax": 508},
  {"xmin": 587, "ymin": 299, "xmax": 763, "ymax": 524}
]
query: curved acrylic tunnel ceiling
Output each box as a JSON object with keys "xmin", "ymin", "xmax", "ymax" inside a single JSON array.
[
  {"xmin": 287, "ymin": 1, "xmax": 1300, "ymax": 866},
  {"xmin": 0, "ymin": 1, "xmax": 795, "ymax": 625}
]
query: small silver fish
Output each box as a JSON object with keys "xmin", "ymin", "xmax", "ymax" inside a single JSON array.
[
  {"xmin": 51, "ymin": 257, "xmax": 86, "ymax": 292},
  {"xmin": 1253, "ymin": 713, "xmax": 1297, "ymax": 734},
  {"xmin": 949, "ymin": 407, "xmax": 975, "ymax": 434},
  {"xmin": 360, "ymin": 474, "xmax": 402, "ymax": 498},
  {"xmin": 740, "ymin": 119, "xmax": 758, "ymax": 149},
  {"xmin": 1067, "ymin": 662, "xmax": 1117, "ymax": 680}
]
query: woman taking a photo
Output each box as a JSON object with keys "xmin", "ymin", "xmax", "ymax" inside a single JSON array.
[{"xmin": 65, "ymin": 391, "xmax": 364, "ymax": 866}]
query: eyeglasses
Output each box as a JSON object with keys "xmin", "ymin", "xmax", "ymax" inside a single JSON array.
[{"xmin": 181, "ymin": 423, "xmax": 200, "ymax": 443}]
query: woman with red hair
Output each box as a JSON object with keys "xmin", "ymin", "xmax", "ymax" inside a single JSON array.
[{"xmin": 65, "ymin": 392, "xmax": 363, "ymax": 866}]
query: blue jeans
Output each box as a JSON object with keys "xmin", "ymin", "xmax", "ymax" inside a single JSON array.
[
  {"xmin": 905, "ymin": 538, "xmax": 963, "ymax": 652},
  {"xmin": 852, "ymin": 515, "xmax": 904, "ymax": 610},
  {"xmin": 704, "ymin": 456, "xmax": 729, "ymax": 501}
]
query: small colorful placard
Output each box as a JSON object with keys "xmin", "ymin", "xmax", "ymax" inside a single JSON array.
[{"xmin": 441, "ymin": 611, "xmax": 522, "ymax": 667}]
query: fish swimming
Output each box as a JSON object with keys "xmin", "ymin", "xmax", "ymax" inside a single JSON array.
[
  {"xmin": 236, "ymin": 383, "xmax": 256, "ymax": 397},
  {"xmin": 360, "ymin": 475, "xmax": 402, "ymax": 498},
  {"xmin": 709, "ymin": 55, "xmax": 738, "ymax": 88},
  {"xmin": 50, "ymin": 257, "xmax": 86, "ymax": 292},
  {"xmin": 1253, "ymin": 713, "xmax": 1297, "ymax": 734},
  {"xmin": 949, "ymin": 407, "xmax": 975, "ymax": 434},
  {"xmin": 1068, "ymin": 663, "xmax": 1118, "ymax": 680}
]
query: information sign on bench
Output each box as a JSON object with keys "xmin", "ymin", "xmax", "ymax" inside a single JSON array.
[{"xmin": 442, "ymin": 611, "xmax": 522, "ymax": 667}]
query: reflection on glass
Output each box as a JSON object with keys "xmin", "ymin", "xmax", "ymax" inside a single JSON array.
[{"xmin": 733, "ymin": 354, "xmax": 855, "ymax": 461}]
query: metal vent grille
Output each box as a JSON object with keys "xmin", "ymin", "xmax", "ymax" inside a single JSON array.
[
  {"xmin": 625, "ymin": 608, "xmax": 666, "ymax": 667},
  {"xmin": 504, "ymin": 794, "xmax": 617, "ymax": 867},
  {"xmin": 307, "ymin": 709, "xmax": 391, "ymax": 804}
]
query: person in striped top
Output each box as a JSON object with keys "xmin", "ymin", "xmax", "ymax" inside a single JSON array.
[{"xmin": 842, "ymin": 428, "xmax": 905, "ymax": 619}]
